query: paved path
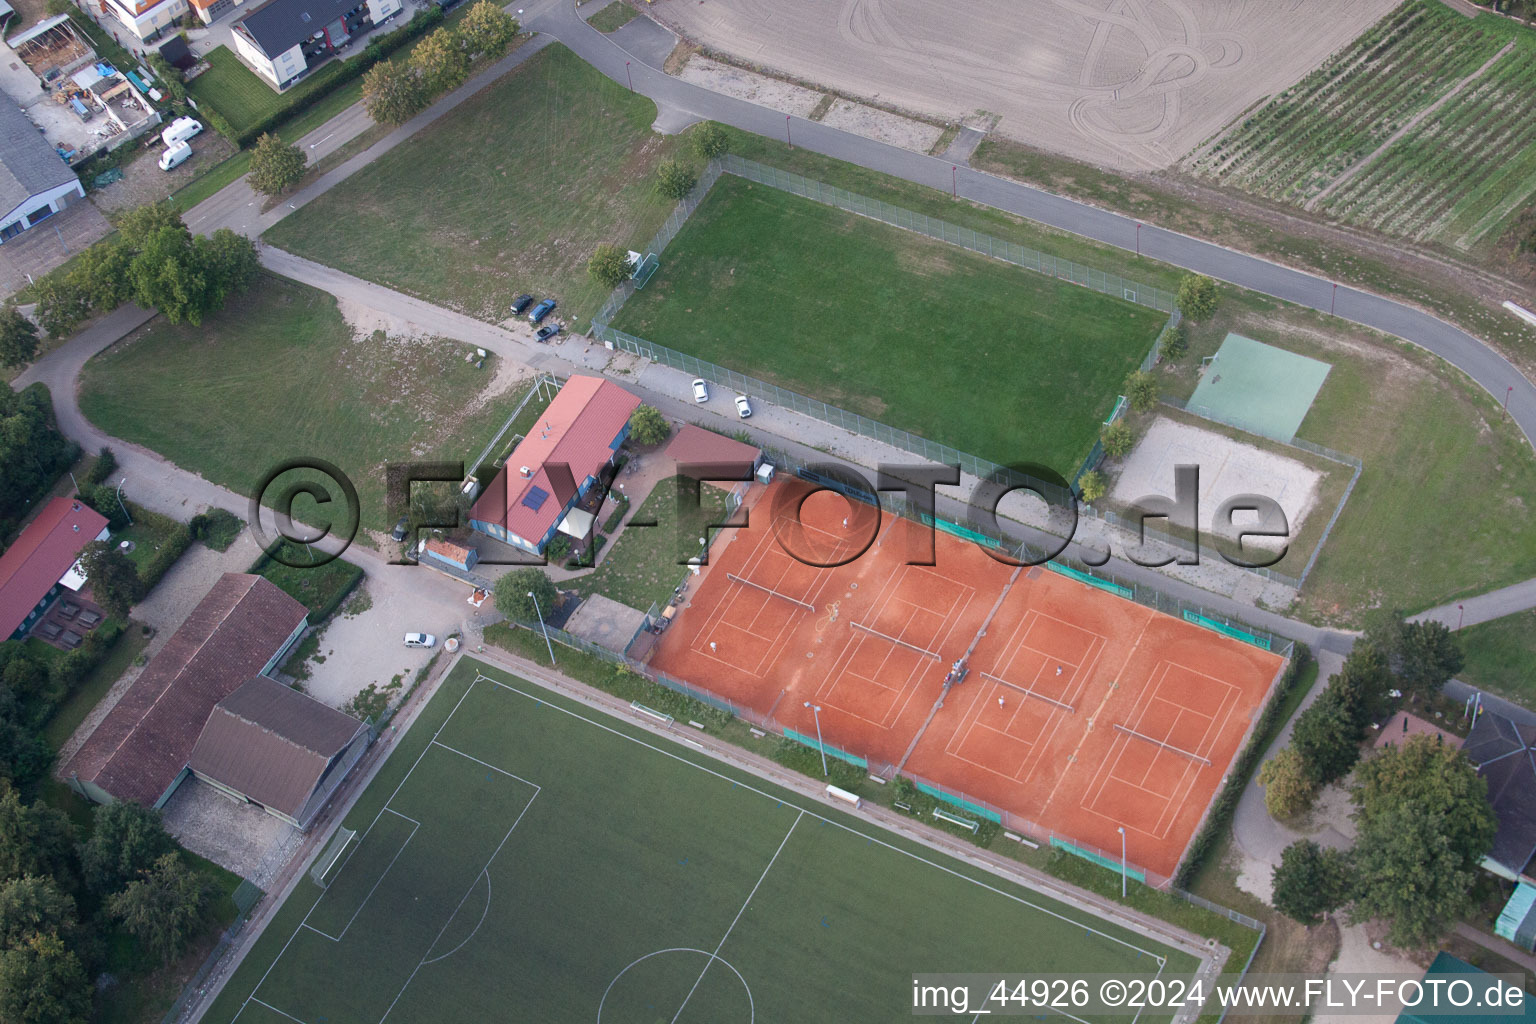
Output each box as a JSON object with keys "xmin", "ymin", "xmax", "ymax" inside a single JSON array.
[{"xmin": 1413, "ymin": 580, "xmax": 1536, "ymax": 631}]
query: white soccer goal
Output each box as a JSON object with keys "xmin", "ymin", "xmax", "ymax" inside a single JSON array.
[{"xmin": 310, "ymin": 826, "xmax": 357, "ymax": 888}]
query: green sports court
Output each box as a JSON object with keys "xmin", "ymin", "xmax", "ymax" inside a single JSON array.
[
  {"xmin": 1187, "ymin": 333, "xmax": 1332, "ymax": 441},
  {"xmin": 205, "ymin": 659, "xmax": 1194, "ymax": 1024}
]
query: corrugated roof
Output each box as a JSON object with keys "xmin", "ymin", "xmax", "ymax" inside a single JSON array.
[
  {"xmin": 0, "ymin": 497, "xmax": 108, "ymax": 638},
  {"xmin": 189, "ymin": 676, "xmax": 364, "ymax": 819},
  {"xmin": 1464, "ymin": 712, "xmax": 1536, "ymax": 878},
  {"xmin": 470, "ymin": 376, "xmax": 640, "ymax": 546},
  {"xmin": 64, "ymin": 574, "xmax": 308, "ymax": 806},
  {"xmin": 0, "ymin": 96, "xmax": 80, "ymax": 215},
  {"xmin": 234, "ymin": 0, "xmax": 352, "ymax": 58},
  {"xmin": 664, "ymin": 424, "xmax": 760, "ymax": 480}
]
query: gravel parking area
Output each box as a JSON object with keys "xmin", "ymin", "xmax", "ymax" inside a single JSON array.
[{"xmin": 161, "ymin": 776, "xmax": 301, "ymax": 883}]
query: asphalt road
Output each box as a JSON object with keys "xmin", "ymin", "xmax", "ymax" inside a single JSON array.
[{"xmin": 527, "ymin": 1, "xmax": 1536, "ymax": 455}]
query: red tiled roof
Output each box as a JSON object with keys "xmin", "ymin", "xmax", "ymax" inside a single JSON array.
[
  {"xmin": 424, "ymin": 538, "xmax": 473, "ymax": 564},
  {"xmin": 664, "ymin": 424, "xmax": 761, "ymax": 479},
  {"xmin": 0, "ymin": 497, "xmax": 109, "ymax": 638},
  {"xmin": 64, "ymin": 573, "xmax": 308, "ymax": 807},
  {"xmin": 470, "ymin": 376, "xmax": 640, "ymax": 545}
]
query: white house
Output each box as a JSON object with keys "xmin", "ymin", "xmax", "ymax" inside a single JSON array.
[
  {"xmin": 232, "ymin": 0, "xmax": 400, "ymax": 89},
  {"xmin": 99, "ymin": 0, "xmax": 188, "ymax": 45},
  {"xmin": 0, "ymin": 99, "xmax": 84, "ymax": 244}
]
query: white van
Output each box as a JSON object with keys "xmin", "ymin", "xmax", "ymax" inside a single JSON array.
[
  {"xmin": 159, "ymin": 141, "xmax": 192, "ymax": 171},
  {"xmin": 160, "ymin": 116, "xmax": 202, "ymax": 148}
]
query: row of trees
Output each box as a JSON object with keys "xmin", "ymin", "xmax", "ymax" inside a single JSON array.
[
  {"xmin": 362, "ymin": 2, "xmax": 519, "ymax": 126},
  {"xmin": 588, "ymin": 125, "xmax": 731, "ymax": 288},
  {"xmin": 32, "ymin": 204, "xmax": 259, "ymax": 338},
  {"xmin": 0, "ymin": 387, "xmax": 78, "ymax": 538},
  {"xmin": 0, "ymin": 791, "xmax": 217, "ymax": 1024}
]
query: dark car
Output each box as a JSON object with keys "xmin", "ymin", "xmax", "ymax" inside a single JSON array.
[
  {"xmin": 528, "ymin": 299, "xmax": 557, "ymax": 325},
  {"xmin": 535, "ymin": 323, "xmax": 561, "ymax": 342},
  {"xmin": 510, "ymin": 294, "xmax": 534, "ymax": 315},
  {"xmin": 391, "ymin": 517, "xmax": 409, "ymax": 542}
]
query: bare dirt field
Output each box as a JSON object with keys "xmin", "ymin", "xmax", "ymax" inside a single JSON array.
[{"xmin": 649, "ymin": 0, "xmax": 1399, "ymax": 171}]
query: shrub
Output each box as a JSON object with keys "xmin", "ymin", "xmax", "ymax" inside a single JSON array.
[
  {"xmin": 84, "ymin": 447, "xmax": 116, "ymax": 487},
  {"xmin": 691, "ymin": 122, "xmax": 728, "ymax": 160},
  {"xmin": 1124, "ymin": 370, "xmax": 1158, "ymax": 412},
  {"xmin": 587, "ymin": 244, "xmax": 631, "ymax": 288},
  {"xmin": 189, "ymin": 508, "xmax": 243, "ymax": 551},
  {"xmin": 628, "ymin": 404, "xmax": 670, "ymax": 446},
  {"xmin": 1078, "ymin": 469, "xmax": 1106, "ymax": 504},
  {"xmin": 1100, "ymin": 421, "xmax": 1135, "ymax": 458},
  {"xmin": 1158, "ymin": 321, "xmax": 1188, "ymax": 362},
  {"xmin": 1176, "ymin": 274, "xmax": 1219, "ymax": 322},
  {"xmin": 654, "ymin": 159, "xmax": 697, "ymax": 200}
]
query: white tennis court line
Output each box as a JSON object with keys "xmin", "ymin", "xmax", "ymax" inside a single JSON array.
[
  {"xmin": 669, "ymin": 811, "xmax": 804, "ymax": 1023},
  {"xmin": 474, "ymin": 672, "xmax": 1170, "ymax": 965}
]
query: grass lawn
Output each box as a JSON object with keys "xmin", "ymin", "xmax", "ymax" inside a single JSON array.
[
  {"xmin": 612, "ymin": 175, "xmax": 1164, "ymax": 474},
  {"xmin": 78, "ymin": 274, "xmax": 529, "ymax": 539},
  {"xmin": 1161, "ymin": 292, "xmax": 1536, "ymax": 624},
  {"xmin": 187, "ymin": 46, "xmax": 361, "ymax": 137},
  {"xmin": 586, "ymin": 0, "xmax": 637, "ymax": 31},
  {"xmin": 1453, "ymin": 611, "xmax": 1536, "ymax": 710},
  {"xmin": 567, "ymin": 475, "xmax": 729, "ymax": 612},
  {"xmin": 203, "ymin": 658, "xmax": 1191, "ymax": 1024},
  {"xmin": 252, "ymin": 540, "xmax": 364, "ymax": 620},
  {"xmin": 263, "ymin": 44, "xmax": 683, "ymax": 324},
  {"xmin": 39, "ymin": 625, "xmax": 148, "ymax": 753}
]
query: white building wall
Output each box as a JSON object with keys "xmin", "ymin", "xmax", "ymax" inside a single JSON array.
[
  {"xmin": 0, "ymin": 179, "xmax": 86, "ymax": 243},
  {"xmin": 104, "ymin": 0, "xmax": 188, "ymax": 41},
  {"xmin": 366, "ymin": 0, "xmax": 401, "ymax": 23}
]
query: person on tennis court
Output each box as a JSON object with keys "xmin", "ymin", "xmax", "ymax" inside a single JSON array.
[
  {"xmin": 998, "ymin": 697, "xmax": 1005, "ymax": 709},
  {"xmin": 1056, "ymin": 665, "xmax": 1063, "ymax": 676},
  {"xmin": 710, "ymin": 641, "xmax": 718, "ymax": 653}
]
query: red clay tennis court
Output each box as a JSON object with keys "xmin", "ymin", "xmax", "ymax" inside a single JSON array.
[{"xmin": 647, "ymin": 478, "xmax": 1285, "ymax": 879}]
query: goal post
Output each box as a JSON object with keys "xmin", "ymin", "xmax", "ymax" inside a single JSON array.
[
  {"xmin": 631, "ymin": 252, "xmax": 659, "ymax": 289},
  {"xmin": 310, "ymin": 826, "xmax": 357, "ymax": 888}
]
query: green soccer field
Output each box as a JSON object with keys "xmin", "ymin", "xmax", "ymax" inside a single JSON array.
[
  {"xmin": 206, "ymin": 659, "xmax": 1192, "ymax": 1024},
  {"xmin": 610, "ymin": 175, "xmax": 1167, "ymax": 476}
]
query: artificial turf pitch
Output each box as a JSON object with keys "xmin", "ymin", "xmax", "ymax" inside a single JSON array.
[
  {"xmin": 610, "ymin": 175, "xmax": 1167, "ymax": 476},
  {"xmin": 208, "ymin": 659, "xmax": 1192, "ymax": 1024}
]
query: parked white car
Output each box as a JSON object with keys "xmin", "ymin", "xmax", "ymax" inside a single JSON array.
[
  {"xmin": 160, "ymin": 116, "xmax": 203, "ymax": 148},
  {"xmin": 735, "ymin": 395, "xmax": 752, "ymax": 418},
  {"xmin": 692, "ymin": 378, "xmax": 709, "ymax": 403},
  {"xmin": 403, "ymin": 632, "xmax": 437, "ymax": 649},
  {"xmin": 158, "ymin": 141, "xmax": 192, "ymax": 171}
]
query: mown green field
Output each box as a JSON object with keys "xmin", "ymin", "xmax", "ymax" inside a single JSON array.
[
  {"xmin": 612, "ymin": 175, "xmax": 1164, "ymax": 475},
  {"xmin": 204, "ymin": 659, "xmax": 1190, "ymax": 1024}
]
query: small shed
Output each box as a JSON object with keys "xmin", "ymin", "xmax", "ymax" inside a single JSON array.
[
  {"xmin": 421, "ymin": 538, "xmax": 478, "ymax": 572},
  {"xmin": 663, "ymin": 425, "xmax": 761, "ymax": 482}
]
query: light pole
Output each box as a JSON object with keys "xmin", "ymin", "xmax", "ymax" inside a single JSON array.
[
  {"xmin": 951, "ymin": 165, "xmax": 957, "ymax": 199},
  {"xmin": 1135, "ymin": 222, "xmax": 1141, "ymax": 257},
  {"xmin": 528, "ymin": 591, "xmax": 555, "ymax": 666},
  {"xmin": 625, "ymin": 61, "xmax": 632, "ymax": 91},
  {"xmin": 1504, "ymin": 386, "xmax": 1514, "ymax": 418},
  {"xmin": 1457, "ymin": 603, "xmax": 1465, "ymax": 630},
  {"xmin": 1118, "ymin": 826, "xmax": 1127, "ymax": 899},
  {"xmin": 803, "ymin": 701, "xmax": 827, "ymax": 776},
  {"xmin": 786, "ymin": 115, "xmax": 792, "ymax": 150},
  {"xmin": 1330, "ymin": 282, "xmax": 1337, "ymax": 315},
  {"xmin": 115, "ymin": 478, "xmax": 132, "ymax": 526}
]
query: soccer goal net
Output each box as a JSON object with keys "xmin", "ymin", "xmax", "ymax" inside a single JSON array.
[
  {"xmin": 631, "ymin": 252, "xmax": 659, "ymax": 289},
  {"xmin": 310, "ymin": 826, "xmax": 357, "ymax": 888}
]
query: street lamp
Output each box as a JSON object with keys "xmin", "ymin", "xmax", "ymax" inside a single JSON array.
[
  {"xmin": 528, "ymin": 591, "xmax": 555, "ymax": 666},
  {"xmin": 1118, "ymin": 826, "xmax": 1127, "ymax": 899},
  {"xmin": 625, "ymin": 61, "xmax": 632, "ymax": 91},
  {"xmin": 1457, "ymin": 603, "xmax": 1465, "ymax": 630},
  {"xmin": 803, "ymin": 701, "xmax": 828, "ymax": 776},
  {"xmin": 115, "ymin": 478, "xmax": 132, "ymax": 526}
]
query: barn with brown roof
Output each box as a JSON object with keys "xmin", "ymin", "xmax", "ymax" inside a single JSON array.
[
  {"xmin": 189, "ymin": 676, "xmax": 368, "ymax": 829},
  {"xmin": 64, "ymin": 572, "xmax": 311, "ymax": 811}
]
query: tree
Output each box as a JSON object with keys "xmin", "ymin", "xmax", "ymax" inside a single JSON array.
[
  {"xmin": 195, "ymin": 229, "xmax": 261, "ymax": 310},
  {"xmin": 30, "ymin": 272, "xmax": 92, "ymax": 339},
  {"xmin": 1124, "ymin": 370, "xmax": 1158, "ymax": 412},
  {"xmin": 654, "ymin": 159, "xmax": 697, "ymax": 200},
  {"xmin": 410, "ymin": 27, "xmax": 470, "ymax": 96},
  {"xmin": 77, "ymin": 541, "xmax": 141, "ymax": 621},
  {"xmin": 1291, "ymin": 686, "xmax": 1363, "ymax": 787},
  {"xmin": 248, "ymin": 133, "xmax": 307, "ymax": 197},
  {"xmin": 128, "ymin": 225, "xmax": 208, "ymax": 326},
  {"xmin": 117, "ymin": 201, "xmax": 186, "ymax": 239},
  {"xmin": 587, "ymin": 244, "xmax": 632, "ymax": 288},
  {"xmin": 691, "ymin": 122, "xmax": 729, "ymax": 160},
  {"xmin": 1346, "ymin": 736, "xmax": 1496, "ymax": 947},
  {"xmin": 1078, "ymin": 469, "xmax": 1106, "ymax": 504},
  {"xmin": 1327, "ymin": 645, "xmax": 1394, "ymax": 727},
  {"xmin": 108, "ymin": 853, "xmax": 215, "ymax": 963},
  {"xmin": 67, "ymin": 238, "xmax": 132, "ymax": 312},
  {"xmin": 1100, "ymin": 421, "xmax": 1135, "ymax": 458},
  {"xmin": 1271, "ymin": 840, "xmax": 1350, "ymax": 924},
  {"xmin": 0, "ymin": 932, "xmax": 90, "ymax": 1024},
  {"xmin": 456, "ymin": 1, "xmax": 517, "ymax": 58},
  {"xmin": 0, "ymin": 787, "xmax": 75, "ymax": 886},
  {"xmin": 1259, "ymin": 747, "xmax": 1316, "ymax": 819},
  {"xmin": 0, "ymin": 307, "xmax": 38, "ymax": 369},
  {"xmin": 80, "ymin": 802, "xmax": 175, "ymax": 897},
  {"xmin": 362, "ymin": 60, "xmax": 427, "ymax": 126},
  {"xmin": 1158, "ymin": 321, "xmax": 1187, "ymax": 363},
  {"xmin": 628, "ymin": 404, "xmax": 670, "ymax": 446},
  {"xmin": 144, "ymin": 52, "xmax": 185, "ymax": 103},
  {"xmin": 493, "ymin": 567, "xmax": 558, "ymax": 622},
  {"xmin": 0, "ymin": 877, "xmax": 76, "ymax": 947},
  {"xmin": 1177, "ymin": 274, "xmax": 1219, "ymax": 321},
  {"xmin": 0, "ymin": 386, "xmax": 78, "ymax": 532},
  {"xmin": 86, "ymin": 483, "xmax": 129, "ymax": 530}
]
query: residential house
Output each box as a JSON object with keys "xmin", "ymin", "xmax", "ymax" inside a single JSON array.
[
  {"xmin": 232, "ymin": 0, "xmax": 401, "ymax": 88},
  {"xmin": 0, "ymin": 497, "xmax": 109, "ymax": 640}
]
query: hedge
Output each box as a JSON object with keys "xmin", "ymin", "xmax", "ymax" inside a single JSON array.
[
  {"xmin": 1173, "ymin": 643, "xmax": 1315, "ymax": 888},
  {"xmin": 207, "ymin": 6, "xmax": 444, "ymax": 148},
  {"xmin": 126, "ymin": 503, "xmax": 194, "ymax": 594}
]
